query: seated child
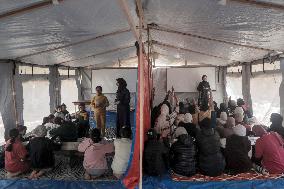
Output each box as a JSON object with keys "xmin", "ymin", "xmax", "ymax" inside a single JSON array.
[
  {"xmin": 49, "ymin": 120, "xmax": 78, "ymax": 142},
  {"xmin": 45, "ymin": 117, "xmax": 62, "ymax": 138},
  {"xmin": 78, "ymin": 128, "xmax": 114, "ymax": 180},
  {"xmin": 170, "ymin": 127, "xmax": 196, "ymax": 177},
  {"xmin": 255, "ymin": 131, "xmax": 284, "ymax": 174},
  {"xmin": 144, "ymin": 128, "xmax": 169, "ymax": 176},
  {"xmin": 54, "ymin": 105, "xmax": 65, "ymax": 120},
  {"xmin": 5, "ymin": 128, "xmax": 30, "ymax": 178},
  {"xmin": 28, "ymin": 125, "xmax": 57, "ymax": 179},
  {"xmin": 225, "ymin": 125, "xmax": 252, "ymax": 174},
  {"xmin": 196, "ymin": 118, "xmax": 225, "ymax": 177},
  {"xmin": 111, "ymin": 126, "xmax": 132, "ymax": 179},
  {"xmin": 75, "ymin": 103, "xmax": 90, "ymax": 138}
]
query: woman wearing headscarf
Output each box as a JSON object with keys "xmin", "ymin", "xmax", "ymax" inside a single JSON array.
[
  {"xmin": 269, "ymin": 113, "xmax": 284, "ymax": 139},
  {"xmin": 115, "ymin": 78, "xmax": 131, "ymax": 137},
  {"xmin": 255, "ymin": 131, "xmax": 284, "ymax": 174},
  {"xmin": 224, "ymin": 125, "xmax": 252, "ymax": 174}
]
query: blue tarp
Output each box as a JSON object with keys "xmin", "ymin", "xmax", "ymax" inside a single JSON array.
[
  {"xmin": 1, "ymin": 176, "xmax": 284, "ymax": 189},
  {"xmin": 0, "ymin": 179, "xmax": 124, "ymax": 189},
  {"xmin": 142, "ymin": 175, "xmax": 284, "ymax": 189}
]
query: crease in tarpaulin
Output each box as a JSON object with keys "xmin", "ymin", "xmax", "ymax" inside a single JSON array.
[{"xmin": 123, "ymin": 53, "xmax": 151, "ymax": 189}]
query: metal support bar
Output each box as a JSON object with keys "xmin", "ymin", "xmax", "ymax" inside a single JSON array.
[
  {"xmin": 152, "ymin": 40, "xmax": 238, "ymax": 62},
  {"xmin": 18, "ymin": 28, "xmax": 131, "ymax": 59},
  {"xmin": 58, "ymin": 45, "xmax": 134, "ymax": 65},
  {"xmin": 229, "ymin": 0, "xmax": 284, "ymax": 10},
  {"xmin": 117, "ymin": 0, "xmax": 139, "ymax": 41},
  {"xmin": 148, "ymin": 25, "xmax": 276, "ymax": 52},
  {"xmin": 0, "ymin": 0, "xmax": 64, "ymax": 20}
]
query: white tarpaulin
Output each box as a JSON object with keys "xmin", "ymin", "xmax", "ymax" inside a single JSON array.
[{"xmin": 251, "ymin": 73, "xmax": 282, "ymax": 125}]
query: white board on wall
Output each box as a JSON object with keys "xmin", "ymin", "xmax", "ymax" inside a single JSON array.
[
  {"xmin": 92, "ymin": 69, "xmax": 137, "ymax": 93},
  {"xmin": 167, "ymin": 67, "xmax": 216, "ymax": 92}
]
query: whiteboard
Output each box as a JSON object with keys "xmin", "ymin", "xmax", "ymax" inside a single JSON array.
[
  {"xmin": 92, "ymin": 69, "xmax": 137, "ymax": 93},
  {"xmin": 167, "ymin": 67, "xmax": 216, "ymax": 92}
]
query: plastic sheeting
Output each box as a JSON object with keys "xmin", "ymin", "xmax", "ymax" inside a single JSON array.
[
  {"xmin": 0, "ymin": 63, "xmax": 17, "ymax": 140},
  {"xmin": 143, "ymin": 0, "xmax": 284, "ymax": 65},
  {"xmin": 226, "ymin": 74, "xmax": 243, "ymax": 100},
  {"xmin": 22, "ymin": 80, "xmax": 50, "ymax": 132},
  {"xmin": 61, "ymin": 79, "xmax": 79, "ymax": 114},
  {"xmin": 251, "ymin": 73, "xmax": 282, "ymax": 125},
  {"xmin": 0, "ymin": 0, "xmax": 135, "ymax": 67}
]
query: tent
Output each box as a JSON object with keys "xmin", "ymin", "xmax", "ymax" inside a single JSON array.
[{"xmin": 0, "ymin": 0, "xmax": 283, "ymax": 188}]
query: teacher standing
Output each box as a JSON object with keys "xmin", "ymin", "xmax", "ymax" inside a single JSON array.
[{"xmin": 115, "ymin": 78, "xmax": 131, "ymax": 138}]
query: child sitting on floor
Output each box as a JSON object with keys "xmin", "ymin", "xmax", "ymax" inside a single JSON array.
[
  {"xmin": 78, "ymin": 128, "xmax": 114, "ymax": 180},
  {"xmin": 111, "ymin": 126, "xmax": 132, "ymax": 179},
  {"xmin": 5, "ymin": 128, "xmax": 30, "ymax": 178},
  {"xmin": 54, "ymin": 105, "xmax": 65, "ymax": 120},
  {"xmin": 28, "ymin": 125, "xmax": 57, "ymax": 179},
  {"xmin": 144, "ymin": 128, "xmax": 169, "ymax": 176}
]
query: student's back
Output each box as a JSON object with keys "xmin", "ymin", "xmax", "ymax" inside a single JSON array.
[
  {"xmin": 196, "ymin": 118, "xmax": 225, "ymax": 176},
  {"xmin": 255, "ymin": 132, "xmax": 284, "ymax": 174},
  {"xmin": 225, "ymin": 134, "xmax": 252, "ymax": 174},
  {"xmin": 49, "ymin": 121, "xmax": 78, "ymax": 142},
  {"xmin": 144, "ymin": 139, "xmax": 168, "ymax": 176},
  {"xmin": 28, "ymin": 137, "xmax": 55, "ymax": 169}
]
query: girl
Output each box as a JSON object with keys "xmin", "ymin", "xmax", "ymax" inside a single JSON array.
[
  {"xmin": 5, "ymin": 128, "xmax": 30, "ymax": 178},
  {"xmin": 78, "ymin": 128, "xmax": 114, "ymax": 180}
]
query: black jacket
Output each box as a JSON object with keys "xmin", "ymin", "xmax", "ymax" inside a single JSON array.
[
  {"xmin": 49, "ymin": 122, "xmax": 78, "ymax": 142},
  {"xmin": 196, "ymin": 128, "xmax": 225, "ymax": 176},
  {"xmin": 170, "ymin": 135, "xmax": 196, "ymax": 177},
  {"xmin": 143, "ymin": 140, "xmax": 169, "ymax": 176},
  {"xmin": 28, "ymin": 137, "xmax": 56, "ymax": 169},
  {"xmin": 178, "ymin": 122, "xmax": 197, "ymax": 138},
  {"xmin": 224, "ymin": 135, "xmax": 252, "ymax": 174}
]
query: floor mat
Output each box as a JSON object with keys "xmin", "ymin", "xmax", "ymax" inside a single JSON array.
[
  {"xmin": 0, "ymin": 152, "xmax": 117, "ymax": 181},
  {"xmin": 171, "ymin": 171, "xmax": 284, "ymax": 182}
]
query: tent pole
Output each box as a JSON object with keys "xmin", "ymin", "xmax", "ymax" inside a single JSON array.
[
  {"xmin": 138, "ymin": 7, "xmax": 144, "ymax": 189},
  {"xmin": 280, "ymin": 58, "xmax": 284, "ymax": 117},
  {"xmin": 11, "ymin": 69, "xmax": 19, "ymax": 127}
]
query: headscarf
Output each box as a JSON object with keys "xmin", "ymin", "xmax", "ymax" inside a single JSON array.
[
  {"xmin": 174, "ymin": 127, "xmax": 188, "ymax": 138},
  {"xmin": 234, "ymin": 113, "xmax": 244, "ymax": 123},
  {"xmin": 33, "ymin": 125, "xmax": 47, "ymax": 137},
  {"xmin": 160, "ymin": 104, "xmax": 169, "ymax": 116},
  {"xmin": 252, "ymin": 125, "xmax": 267, "ymax": 137},
  {"xmin": 184, "ymin": 113, "xmax": 192, "ymax": 123},
  {"xmin": 233, "ymin": 124, "xmax": 246, "ymax": 136},
  {"xmin": 234, "ymin": 106, "xmax": 244, "ymax": 115},
  {"xmin": 271, "ymin": 113, "xmax": 283, "ymax": 125},
  {"xmin": 226, "ymin": 117, "xmax": 235, "ymax": 128}
]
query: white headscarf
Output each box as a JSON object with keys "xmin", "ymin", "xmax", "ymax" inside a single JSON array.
[
  {"xmin": 174, "ymin": 127, "xmax": 188, "ymax": 138},
  {"xmin": 233, "ymin": 124, "xmax": 246, "ymax": 136},
  {"xmin": 184, "ymin": 113, "xmax": 193, "ymax": 123},
  {"xmin": 234, "ymin": 107, "xmax": 244, "ymax": 115}
]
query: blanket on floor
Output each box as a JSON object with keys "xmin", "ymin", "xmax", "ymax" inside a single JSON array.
[{"xmin": 171, "ymin": 171, "xmax": 284, "ymax": 182}]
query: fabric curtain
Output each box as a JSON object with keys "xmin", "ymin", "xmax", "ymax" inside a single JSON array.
[{"xmin": 61, "ymin": 79, "xmax": 78, "ymax": 114}]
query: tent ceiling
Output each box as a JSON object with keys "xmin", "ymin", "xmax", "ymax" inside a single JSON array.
[{"xmin": 0, "ymin": 0, "xmax": 283, "ymax": 67}]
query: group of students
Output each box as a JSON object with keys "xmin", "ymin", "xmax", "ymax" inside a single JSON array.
[
  {"xmin": 4, "ymin": 124, "xmax": 132, "ymax": 180},
  {"xmin": 146, "ymin": 90, "xmax": 284, "ymax": 177},
  {"xmin": 3, "ymin": 77, "xmax": 133, "ymax": 180}
]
